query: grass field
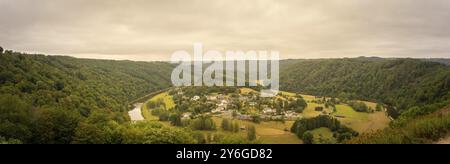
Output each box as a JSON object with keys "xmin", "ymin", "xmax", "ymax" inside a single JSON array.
[
  {"xmin": 279, "ymin": 91, "xmax": 391, "ymax": 133},
  {"xmin": 151, "ymin": 92, "xmax": 176, "ymax": 109},
  {"xmin": 146, "ymin": 116, "xmax": 303, "ymax": 144},
  {"xmin": 211, "ymin": 117, "xmax": 302, "ymax": 144},
  {"xmin": 301, "ymin": 103, "xmax": 334, "ymax": 118},
  {"xmin": 141, "ymin": 92, "xmax": 175, "ymax": 121},
  {"xmin": 361, "ymin": 101, "xmax": 378, "ymax": 110},
  {"xmin": 310, "ymin": 127, "xmax": 337, "ymax": 144},
  {"xmin": 332, "ymin": 105, "xmax": 390, "ymax": 132},
  {"xmin": 141, "ymin": 104, "xmax": 159, "ymax": 121},
  {"xmin": 279, "ymin": 91, "xmax": 316, "ymax": 102},
  {"xmin": 240, "ymin": 88, "xmax": 257, "ymax": 94}
]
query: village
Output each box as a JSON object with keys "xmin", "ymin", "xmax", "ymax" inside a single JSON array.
[{"xmin": 171, "ymin": 87, "xmax": 304, "ymax": 123}]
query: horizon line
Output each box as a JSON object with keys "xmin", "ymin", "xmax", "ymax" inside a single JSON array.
[{"xmin": 4, "ymin": 49, "xmax": 450, "ymax": 63}]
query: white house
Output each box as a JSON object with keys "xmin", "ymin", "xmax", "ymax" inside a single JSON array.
[
  {"xmin": 181, "ymin": 113, "xmax": 191, "ymax": 119},
  {"xmin": 212, "ymin": 106, "xmax": 225, "ymax": 113},
  {"xmin": 263, "ymin": 108, "xmax": 275, "ymax": 114},
  {"xmin": 191, "ymin": 95, "xmax": 200, "ymax": 101}
]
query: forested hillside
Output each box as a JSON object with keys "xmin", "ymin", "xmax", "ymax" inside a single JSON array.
[
  {"xmin": 0, "ymin": 51, "xmax": 173, "ymax": 115},
  {"xmin": 423, "ymin": 58, "xmax": 450, "ymax": 66},
  {"xmin": 0, "ymin": 50, "xmax": 182, "ymax": 144},
  {"xmin": 280, "ymin": 58, "xmax": 450, "ymax": 118}
]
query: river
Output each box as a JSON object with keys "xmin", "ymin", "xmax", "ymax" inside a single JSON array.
[{"xmin": 128, "ymin": 103, "xmax": 144, "ymax": 121}]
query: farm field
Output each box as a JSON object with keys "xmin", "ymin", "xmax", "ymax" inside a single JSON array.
[
  {"xmin": 141, "ymin": 92, "xmax": 175, "ymax": 121},
  {"xmin": 301, "ymin": 103, "xmax": 332, "ymax": 118},
  {"xmin": 332, "ymin": 105, "xmax": 390, "ymax": 132},
  {"xmin": 310, "ymin": 127, "xmax": 337, "ymax": 144},
  {"xmin": 211, "ymin": 117, "xmax": 302, "ymax": 144},
  {"xmin": 280, "ymin": 90, "xmax": 390, "ymax": 133}
]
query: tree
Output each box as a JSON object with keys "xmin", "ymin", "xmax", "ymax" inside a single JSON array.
[
  {"xmin": 221, "ymin": 119, "xmax": 231, "ymax": 131},
  {"xmin": 232, "ymin": 122, "xmax": 240, "ymax": 133},
  {"xmin": 0, "ymin": 136, "xmax": 21, "ymax": 144},
  {"xmin": 191, "ymin": 116, "xmax": 216, "ymax": 131},
  {"xmin": 158, "ymin": 111, "xmax": 170, "ymax": 121},
  {"xmin": 0, "ymin": 46, "xmax": 3, "ymax": 54},
  {"xmin": 376, "ymin": 103, "xmax": 383, "ymax": 111},
  {"xmin": 232, "ymin": 110, "xmax": 238, "ymax": 118},
  {"xmin": 72, "ymin": 122, "xmax": 108, "ymax": 144},
  {"xmin": 348, "ymin": 101, "xmax": 370, "ymax": 113},
  {"xmin": 222, "ymin": 118, "xmax": 241, "ymax": 133},
  {"xmin": 54, "ymin": 81, "xmax": 65, "ymax": 91},
  {"xmin": 147, "ymin": 101, "xmax": 157, "ymax": 109},
  {"xmin": 315, "ymin": 106, "xmax": 324, "ymax": 111},
  {"xmin": 32, "ymin": 108, "xmax": 81, "ymax": 144},
  {"xmin": 251, "ymin": 115, "xmax": 261, "ymax": 124},
  {"xmin": 302, "ymin": 131, "xmax": 314, "ymax": 144},
  {"xmin": 0, "ymin": 95, "xmax": 33, "ymax": 142},
  {"xmin": 291, "ymin": 115, "xmax": 358, "ymax": 142},
  {"xmin": 247, "ymin": 125, "xmax": 256, "ymax": 141},
  {"xmin": 169, "ymin": 113, "xmax": 182, "ymax": 126},
  {"xmin": 121, "ymin": 122, "xmax": 196, "ymax": 144}
]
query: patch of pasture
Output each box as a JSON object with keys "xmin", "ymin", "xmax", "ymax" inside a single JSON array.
[
  {"xmin": 332, "ymin": 105, "xmax": 390, "ymax": 132},
  {"xmin": 310, "ymin": 127, "xmax": 337, "ymax": 144}
]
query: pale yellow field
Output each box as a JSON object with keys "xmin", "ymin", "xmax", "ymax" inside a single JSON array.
[
  {"xmin": 240, "ymin": 88, "xmax": 257, "ymax": 94},
  {"xmin": 211, "ymin": 117, "xmax": 302, "ymax": 144},
  {"xmin": 332, "ymin": 105, "xmax": 390, "ymax": 132},
  {"xmin": 141, "ymin": 92, "xmax": 175, "ymax": 120},
  {"xmin": 150, "ymin": 92, "xmax": 176, "ymax": 109},
  {"xmin": 280, "ymin": 91, "xmax": 391, "ymax": 133},
  {"xmin": 301, "ymin": 103, "xmax": 333, "ymax": 118},
  {"xmin": 310, "ymin": 127, "xmax": 337, "ymax": 143}
]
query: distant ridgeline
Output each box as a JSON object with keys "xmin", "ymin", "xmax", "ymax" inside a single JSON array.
[
  {"xmin": 421, "ymin": 58, "xmax": 450, "ymax": 66},
  {"xmin": 279, "ymin": 58, "xmax": 450, "ymax": 119}
]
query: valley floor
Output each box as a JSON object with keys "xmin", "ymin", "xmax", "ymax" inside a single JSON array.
[{"xmin": 131, "ymin": 88, "xmax": 392, "ymax": 144}]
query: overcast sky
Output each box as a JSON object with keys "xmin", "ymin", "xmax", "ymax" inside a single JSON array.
[{"xmin": 1, "ymin": 0, "xmax": 450, "ymax": 61}]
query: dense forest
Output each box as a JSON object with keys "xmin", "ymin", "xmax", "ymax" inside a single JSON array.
[
  {"xmin": 0, "ymin": 50, "xmax": 174, "ymax": 115},
  {"xmin": 291, "ymin": 115, "xmax": 358, "ymax": 144},
  {"xmin": 0, "ymin": 49, "xmax": 187, "ymax": 144},
  {"xmin": 280, "ymin": 58, "xmax": 450, "ymax": 118},
  {"xmin": 423, "ymin": 59, "xmax": 450, "ymax": 66}
]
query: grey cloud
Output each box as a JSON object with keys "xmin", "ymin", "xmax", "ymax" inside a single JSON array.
[{"xmin": 0, "ymin": 0, "xmax": 449, "ymax": 61}]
